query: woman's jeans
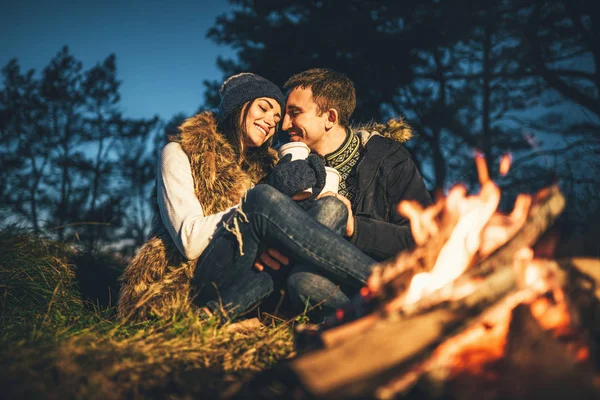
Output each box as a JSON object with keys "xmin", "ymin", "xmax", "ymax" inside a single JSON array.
[{"xmin": 193, "ymin": 185, "xmax": 375, "ymax": 317}]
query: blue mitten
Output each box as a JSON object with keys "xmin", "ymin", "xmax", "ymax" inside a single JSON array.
[
  {"xmin": 296, "ymin": 154, "xmax": 327, "ymax": 207},
  {"xmin": 268, "ymin": 154, "xmax": 317, "ymax": 197},
  {"xmin": 306, "ymin": 154, "xmax": 326, "ymax": 198}
]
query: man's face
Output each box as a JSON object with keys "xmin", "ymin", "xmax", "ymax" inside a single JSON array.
[{"xmin": 282, "ymin": 87, "xmax": 328, "ymax": 152}]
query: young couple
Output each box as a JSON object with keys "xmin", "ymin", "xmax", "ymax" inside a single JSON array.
[{"xmin": 118, "ymin": 69, "xmax": 432, "ymax": 321}]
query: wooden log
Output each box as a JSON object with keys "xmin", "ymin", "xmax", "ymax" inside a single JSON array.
[
  {"xmin": 559, "ymin": 258, "xmax": 600, "ymax": 301},
  {"xmin": 376, "ymin": 260, "xmax": 572, "ymax": 398},
  {"xmin": 556, "ymin": 257, "xmax": 600, "ymax": 369},
  {"xmin": 288, "ymin": 262, "xmax": 552, "ymax": 398},
  {"xmin": 497, "ymin": 304, "xmax": 599, "ymax": 400},
  {"xmin": 319, "ymin": 261, "xmax": 519, "ymax": 349}
]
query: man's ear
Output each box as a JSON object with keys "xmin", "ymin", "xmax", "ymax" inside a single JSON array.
[{"xmin": 324, "ymin": 109, "xmax": 339, "ymax": 130}]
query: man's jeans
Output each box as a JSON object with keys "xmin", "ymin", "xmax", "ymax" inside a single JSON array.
[
  {"xmin": 286, "ymin": 200, "xmax": 357, "ymax": 319},
  {"xmin": 192, "ymin": 185, "xmax": 376, "ymax": 317}
]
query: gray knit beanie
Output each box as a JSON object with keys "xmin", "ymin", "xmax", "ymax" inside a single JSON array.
[{"xmin": 217, "ymin": 73, "xmax": 285, "ymax": 127}]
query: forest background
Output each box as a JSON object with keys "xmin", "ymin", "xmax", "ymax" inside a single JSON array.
[{"xmin": 1, "ymin": 0, "xmax": 598, "ymax": 259}]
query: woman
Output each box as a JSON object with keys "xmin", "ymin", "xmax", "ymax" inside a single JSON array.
[{"xmin": 117, "ymin": 73, "xmax": 375, "ymax": 320}]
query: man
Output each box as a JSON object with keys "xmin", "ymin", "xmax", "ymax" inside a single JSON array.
[{"xmin": 260, "ymin": 68, "xmax": 432, "ymax": 317}]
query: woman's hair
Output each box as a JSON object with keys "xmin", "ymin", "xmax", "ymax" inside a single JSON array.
[{"xmin": 217, "ymin": 99, "xmax": 276, "ymax": 174}]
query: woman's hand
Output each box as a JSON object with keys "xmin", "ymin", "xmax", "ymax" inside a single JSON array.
[{"xmin": 268, "ymin": 154, "xmax": 326, "ymax": 200}]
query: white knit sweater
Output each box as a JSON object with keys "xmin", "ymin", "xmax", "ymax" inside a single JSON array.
[{"xmin": 157, "ymin": 142, "xmax": 237, "ymax": 260}]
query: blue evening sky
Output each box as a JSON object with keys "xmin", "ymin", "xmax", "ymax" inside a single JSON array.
[{"xmin": 0, "ymin": 0, "xmax": 235, "ymax": 121}]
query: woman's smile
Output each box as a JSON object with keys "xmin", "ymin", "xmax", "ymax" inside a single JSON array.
[{"xmin": 255, "ymin": 123, "xmax": 269, "ymax": 136}]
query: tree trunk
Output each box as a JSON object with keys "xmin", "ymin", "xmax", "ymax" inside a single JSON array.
[
  {"xmin": 482, "ymin": 18, "xmax": 493, "ymax": 174},
  {"xmin": 433, "ymin": 50, "xmax": 447, "ymax": 190}
]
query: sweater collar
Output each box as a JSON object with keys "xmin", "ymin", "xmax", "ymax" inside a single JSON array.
[{"xmin": 324, "ymin": 128, "xmax": 361, "ymax": 169}]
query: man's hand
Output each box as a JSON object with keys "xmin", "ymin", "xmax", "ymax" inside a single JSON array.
[
  {"xmin": 253, "ymin": 248, "xmax": 290, "ymax": 272},
  {"xmin": 319, "ymin": 191, "xmax": 355, "ymax": 238}
]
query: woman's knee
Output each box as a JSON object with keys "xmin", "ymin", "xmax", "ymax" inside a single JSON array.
[{"xmin": 245, "ymin": 184, "xmax": 286, "ymax": 210}]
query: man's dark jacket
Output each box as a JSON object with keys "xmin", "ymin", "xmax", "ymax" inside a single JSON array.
[{"xmin": 350, "ymin": 133, "xmax": 432, "ymax": 261}]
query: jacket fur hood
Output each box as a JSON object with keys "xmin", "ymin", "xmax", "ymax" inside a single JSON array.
[
  {"xmin": 118, "ymin": 111, "xmax": 276, "ymax": 321},
  {"xmin": 352, "ymin": 117, "xmax": 413, "ymax": 146}
]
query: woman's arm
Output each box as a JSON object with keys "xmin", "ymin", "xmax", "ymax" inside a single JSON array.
[{"xmin": 157, "ymin": 142, "xmax": 235, "ymax": 260}]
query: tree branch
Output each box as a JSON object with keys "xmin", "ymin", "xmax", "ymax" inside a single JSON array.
[{"xmin": 526, "ymin": 4, "xmax": 600, "ymax": 117}]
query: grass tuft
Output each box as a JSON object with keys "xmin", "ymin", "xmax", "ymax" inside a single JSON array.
[{"xmin": 0, "ymin": 226, "xmax": 84, "ymax": 340}]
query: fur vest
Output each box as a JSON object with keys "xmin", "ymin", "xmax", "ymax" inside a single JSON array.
[{"xmin": 117, "ymin": 112, "xmax": 276, "ymax": 320}]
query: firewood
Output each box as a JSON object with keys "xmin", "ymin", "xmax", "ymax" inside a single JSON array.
[
  {"xmin": 287, "ymin": 259, "xmax": 590, "ymax": 399},
  {"xmin": 556, "ymin": 257, "xmax": 600, "ymax": 369},
  {"xmin": 240, "ymin": 186, "xmax": 578, "ymax": 399},
  {"xmin": 559, "ymin": 258, "xmax": 600, "ymax": 301},
  {"xmin": 377, "ymin": 261, "xmax": 571, "ymax": 398},
  {"xmin": 296, "ymin": 262, "xmax": 561, "ymax": 398},
  {"xmin": 498, "ymin": 304, "xmax": 599, "ymax": 400}
]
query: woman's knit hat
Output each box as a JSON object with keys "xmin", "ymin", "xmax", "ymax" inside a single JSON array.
[{"xmin": 217, "ymin": 73, "xmax": 285, "ymax": 126}]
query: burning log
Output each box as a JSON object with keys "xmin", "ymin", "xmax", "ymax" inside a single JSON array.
[
  {"xmin": 244, "ymin": 260, "xmax": 600, "ymax": 399},
  {"xmin": 497, "ymin": 304, "xmax": 598, "ymax": 400},
  {"xmin": 373, "ymin": 259, "xmax": 590, "ymax": 398},
  {"xmin": 283, "ymin": 260, "xmax": 571, "ymax": 399}
]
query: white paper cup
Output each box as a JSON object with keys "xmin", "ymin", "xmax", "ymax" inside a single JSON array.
[
  {"xmin": 321, "ymin": 167, "xmax": 341, "ymax": 195},
  {"xmin": 278, "ymin": 142, "xmax": 310, "ymax": 160}
]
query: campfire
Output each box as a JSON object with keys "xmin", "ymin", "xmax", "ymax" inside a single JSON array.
[{"xmin": 243, "ymin": 154, "xmax": 600, "ymax": 399}]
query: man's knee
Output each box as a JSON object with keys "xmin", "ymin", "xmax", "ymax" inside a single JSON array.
[
  {"xmin": 312, "ymin": 196, "xmax": 348, "ymax": 232},
  {"xmin": 319, "ymin": 196, "xmax": 348, "ymax": 218},
  {"xmin": 287, "ymin": 267, "xmax": 348, "ymax": 307},
  {"xmin": 287, "ymin": 269, "xmax": 314, "ymax": 300}
]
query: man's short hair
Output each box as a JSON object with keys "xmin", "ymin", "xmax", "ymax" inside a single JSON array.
[{"xmin": 284, "ymin": 68, "xmax": 356, "ymax": 127}]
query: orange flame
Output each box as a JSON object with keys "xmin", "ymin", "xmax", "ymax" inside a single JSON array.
[
  {"xmin": 399, "ymin": 154, "xmax": 531, "ymax": 306},
  {"xmin": 474, "ymin": 151, "xmax": 489, "ymax": 184},
  {"xmin": 499, "ymin": 154, "xmax": 512, "ymax": 176}
]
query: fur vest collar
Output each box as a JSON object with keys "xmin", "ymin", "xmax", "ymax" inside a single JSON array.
[{"xmin": 171, "ymin": 112, "xmax": 276, "ymax": 214}]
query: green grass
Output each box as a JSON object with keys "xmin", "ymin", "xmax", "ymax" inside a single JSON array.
[{"xmin": 0, "ymin": 227, "xmax": 295, "ymax": 399}]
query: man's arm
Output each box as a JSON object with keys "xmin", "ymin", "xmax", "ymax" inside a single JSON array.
[{"xmin": 351, "ymin": 156, "xmax": 432, "ymax": 261}]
